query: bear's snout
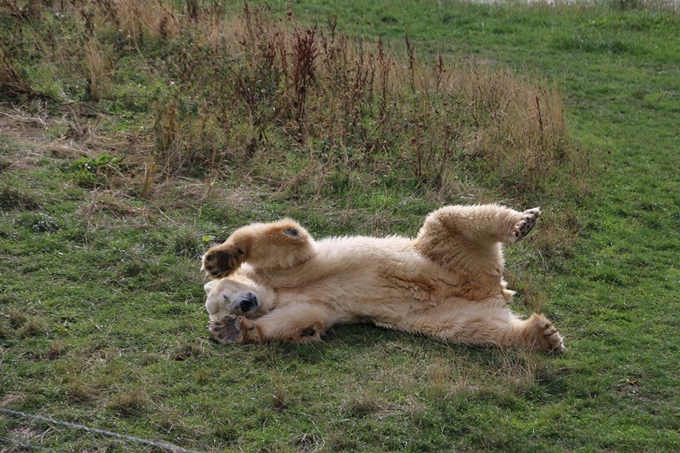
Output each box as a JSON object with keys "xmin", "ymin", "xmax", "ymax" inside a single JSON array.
[{"xmin": 236, "ymin": 292, "xmax": 259, "ymax": 314}]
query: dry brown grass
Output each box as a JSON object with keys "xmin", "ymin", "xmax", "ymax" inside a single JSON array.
[
  {"xmin": 137, "ymin": 4, "xmax": 583, "ymax": 197},
  {"xmin": 2, "ymin": 1, "xmax": 586, "ymax": 204},
  {"xmin": 84, "ymin": 39, "xmax": 110, "ymax": 102},
  {"xmin": 91, "ymin": 0, "xmax": 179, "ymax": 42}
]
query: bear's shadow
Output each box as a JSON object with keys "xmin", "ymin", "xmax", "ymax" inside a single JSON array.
[{"xmin": 215, "ymin": 323, "xmax": 569, "ymax": 398}]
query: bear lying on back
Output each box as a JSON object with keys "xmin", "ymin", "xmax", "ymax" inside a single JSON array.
[{"xmin": 202, "ymin": 204, "xmax": 565, "ymax": 352}]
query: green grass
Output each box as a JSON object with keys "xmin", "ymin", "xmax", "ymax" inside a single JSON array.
[{"xmin": 2, "ymin": 0, "xmax": 680, "ymax": 452}]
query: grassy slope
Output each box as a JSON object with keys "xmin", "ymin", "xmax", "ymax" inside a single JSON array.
[
  {"xmin": 296, "ymin": 1, "xmax": 680, "ymax": 447},
  {"xmin": 433, "ymin": 3, "xmax": 680, "ymax": 449},
  {"xmin": 440, "ymin": 2, "xmax": 680, "ymax": 449},
  {"xmin": 1, "ymin": 1, "xmax": 679, "ymax": 452}
]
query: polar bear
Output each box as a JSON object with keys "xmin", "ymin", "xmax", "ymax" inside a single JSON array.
[{"xmin": 201, "ymin": 204, "xmax": 565, "ymax": 352}]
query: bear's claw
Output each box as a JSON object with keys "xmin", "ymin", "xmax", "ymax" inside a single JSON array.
[{"xmin": 511, "ymin": 208, "xmax": 540, "ymax": 243}]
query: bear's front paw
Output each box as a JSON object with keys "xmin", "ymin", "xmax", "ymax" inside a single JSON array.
[
  {"xmin": 201, "ymin": 242, "xmax": 247, "ymax": 278},
  {"xmin": 510, "ymin": 207, "xmax": 540, "ymax": 244},
  {"xmin": 209, "ymin": 316, "xmax": 243, "ymax": 344}
]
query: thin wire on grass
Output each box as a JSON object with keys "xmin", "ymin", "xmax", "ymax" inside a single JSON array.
[
  {"xmin": 0, "ymin": 436, "xmax": 60, "ymax": 452},
  {"xmin": 0, "ymin": 408, "xmax": 203, "ymax": 453}
]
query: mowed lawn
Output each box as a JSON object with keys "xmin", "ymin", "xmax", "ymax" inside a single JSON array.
[{"xmin": 1, "ymin": 1, "xmax": 679, "ymax": 452}]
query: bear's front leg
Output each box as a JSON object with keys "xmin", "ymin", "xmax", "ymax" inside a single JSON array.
[
  {"xmin": 202, "ymin": 218, "xmax": 316, "ymax": 279},
  {"xmin": 209, "ymin": 303, "xmax": 334, "ymax": 344},
  {"xmin": 238, "ymin": 305, "xmax": 331, "ymax": 344},
  {"xmin": 207, "ymin": 316, "xmax": 264, "ymax": 344}
]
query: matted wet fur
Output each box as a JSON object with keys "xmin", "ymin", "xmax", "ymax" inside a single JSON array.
[{"xmin": 202, "ymin": 204, "xmax": 565, "ymax": 352}]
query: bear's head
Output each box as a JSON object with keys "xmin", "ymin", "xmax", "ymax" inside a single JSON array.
[{"xmin": 204, "ymin": 274, "xmax": 275, "ymax": 320}]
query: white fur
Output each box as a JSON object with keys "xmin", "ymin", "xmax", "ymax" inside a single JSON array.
[{"xmin": 202, "ymin": 204, "xmax": 564, "ymax": 351}]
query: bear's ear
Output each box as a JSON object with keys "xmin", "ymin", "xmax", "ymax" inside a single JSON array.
[{"xmin": 204, "ymin": 280, "xmax": 216, "ymax": 294}]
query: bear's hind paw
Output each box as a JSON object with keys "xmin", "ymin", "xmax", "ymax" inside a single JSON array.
[
  {"xmin": 510, "ymin": 207, "xmax": 540, "ymax": 244},
  {"xmin": 539, "ymin": 320, "xmax": 566, "ymax": 353},
  {"xmin": 526, "ymin": 314, "xmax": 566, "ymax": 353}
]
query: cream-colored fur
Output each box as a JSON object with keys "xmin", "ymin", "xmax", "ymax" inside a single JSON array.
[{"xmin": 201, "ymin": 204, "xmax": 565, "ymax": 352}]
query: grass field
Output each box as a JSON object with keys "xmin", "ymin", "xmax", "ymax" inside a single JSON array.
[{"xmin": 1, "ymin": 0, "xmax": 679, "ymax": 452}]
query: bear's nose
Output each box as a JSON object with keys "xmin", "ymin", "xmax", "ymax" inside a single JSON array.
[{"xmin": 239, "ymin": 292, "xmax": 258, "ymax": 313}]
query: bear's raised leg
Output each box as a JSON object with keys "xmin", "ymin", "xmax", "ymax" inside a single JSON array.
[
  {"xmin": 202, "ymin": 219, "xmax": 317, "ymax": 279},
  {"xmin": 415, "ymin": 204, "xmax": 540, "ymax": 251},
  {"xmin": 413, "ymin": 204, "xmax": 540, "ymax": 300},
  {"xmin": 376, "ymin": 303, "xmax": 565, "ymax": 352},
  {"xmin": 209, "ymin": 302, "xmax": 339, "ymax": 344}
]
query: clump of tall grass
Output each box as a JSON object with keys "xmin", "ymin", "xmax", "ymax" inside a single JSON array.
[
  {"xmin": 0, "ymin": 44, "xmax": 37, "ymax": 98},
  {"xmin": 149, "ymin": 5, "xmax": 584, "ymax": 198}
]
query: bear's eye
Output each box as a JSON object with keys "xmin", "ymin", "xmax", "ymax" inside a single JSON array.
[
  {"xmin": 283, "ymin": 228, "xmax": 299, "ymax": 237},
  {"xmin": 222, "ymin": 294, "xmax": 231, "ymax": 302}
]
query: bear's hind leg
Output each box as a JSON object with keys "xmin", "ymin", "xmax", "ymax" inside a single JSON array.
[
  {"xmin": 414, "ymin": 205, "xmax": 541, "ymax": 299},
  {"xmin": 376, "ymin": 303, "xmax": 565, "ymax": 352},
  {"xmin": 202, "ymin": 219, "xmax": 316, "ymax": 278},
  {"xmin": 416, "ymin": 204, "xmax": 540, "ymax": 250}
]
